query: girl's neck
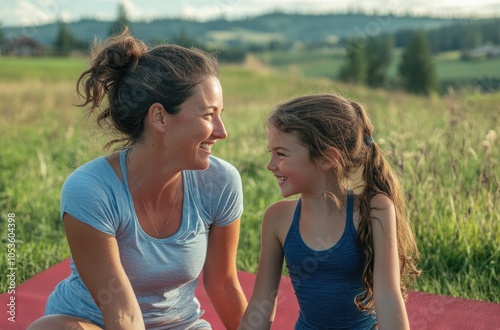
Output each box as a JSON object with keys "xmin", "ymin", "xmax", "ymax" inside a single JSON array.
[{"xmin": 300, "ymin": 188, "xmax": 348, "ymax": 220}]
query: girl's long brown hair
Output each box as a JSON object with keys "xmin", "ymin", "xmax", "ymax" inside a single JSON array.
[{"xmin": 267, "ymin": 93, "xmax": 421, "ymax": 311}]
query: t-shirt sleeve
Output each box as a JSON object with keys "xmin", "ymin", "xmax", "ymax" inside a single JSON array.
[
  {"xmin": 60, "ymin": 168, "xmax": 118, "ymax": 236},
  {"xmin": 207, "ymin": 159, "xmax": 244, "ymax": 227}
]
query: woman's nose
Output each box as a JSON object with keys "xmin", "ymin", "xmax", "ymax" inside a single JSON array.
[{"xmin": 212, "ymin": 116, "xmax": 227, "ymax": 140}]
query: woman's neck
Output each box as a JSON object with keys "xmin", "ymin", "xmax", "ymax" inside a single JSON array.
[{"xmin": 125, "ymin": 144, "xmax": 182, "ymax": 199}]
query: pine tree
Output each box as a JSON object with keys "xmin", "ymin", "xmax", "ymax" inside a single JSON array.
[
  {"xmin": 398, "ymin": 31, "xmax": 439, "ymax": 95},
  {"xmin": 339, "ymin": 39, "xmax": 366, "ymax": 84},
  {"xmin": 365, "ymin": 36, "xmax": 393, "ymax": 88},
  {"xmin": 0, "ymin": 22, "xmax": 4, "ymax": 49},
  {"xmin": 53, "ymin": 21, "xmax": 76, "ymax": 56},
  {"xmin": 109, "ymin": 3, "xmax": 130, "ymax": 36}
]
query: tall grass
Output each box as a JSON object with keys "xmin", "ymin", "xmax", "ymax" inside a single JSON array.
[{"xmin": 0, "ymin": 58, "xmax": 498, "ymax": 302}]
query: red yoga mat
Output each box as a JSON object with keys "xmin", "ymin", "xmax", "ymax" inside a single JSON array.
[{"xmin": 1, "ymin": 258, "xmax": 499, "ymax": 329}]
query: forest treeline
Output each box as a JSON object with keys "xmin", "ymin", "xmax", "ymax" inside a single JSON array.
[
  {"xmin": 392, "ymin": 19, "xmax": 500, "ymax": 54},
  {"xmin": 2, "ymin": 11, "xmax": 499, "ymax": 55},
  {"xmin": 2, "ymin": 8, "xmax": 499, "ymax": 95}
]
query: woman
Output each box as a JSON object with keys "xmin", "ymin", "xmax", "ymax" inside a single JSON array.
[{"xmin": 28, "ymin": 29, "xmax": 247, "ymax": 330}]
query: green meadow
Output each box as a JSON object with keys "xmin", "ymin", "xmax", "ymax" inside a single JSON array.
[
  {"xmin": 0, "ymin": 56, "xmax": 498, "ymax": 303},
  {"xmin": 254, "ymin": 49, "xmax": 500, "ymax": 90}
]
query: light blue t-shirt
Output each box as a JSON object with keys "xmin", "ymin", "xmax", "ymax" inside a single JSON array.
[{"xmin": 45, "ymin": 150, "xmax": 244, "ymax": 329}]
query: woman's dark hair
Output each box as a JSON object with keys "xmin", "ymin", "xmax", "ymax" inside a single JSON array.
[{"xmin": 77, "ymin": 28, "xmax": 219, "ymax": 149}]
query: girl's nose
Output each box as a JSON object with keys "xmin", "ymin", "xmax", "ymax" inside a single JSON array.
[{"xmin": 266, "ymin": 157, "xmax": 275, "ymax": 171}]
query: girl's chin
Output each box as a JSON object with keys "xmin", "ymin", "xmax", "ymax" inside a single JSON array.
[{"xmin": 279, "ymin": 189, "xmax": 294, "ymax": 198}]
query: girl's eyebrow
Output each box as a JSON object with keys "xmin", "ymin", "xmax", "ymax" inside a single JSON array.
[{"xmin": 268, "ymin": 146, "xmax": 290, "ymax": 152}]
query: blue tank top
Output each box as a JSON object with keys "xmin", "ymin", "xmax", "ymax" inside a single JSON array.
[{"xmin": 283, "ymin": 193, "xmax": 377, "ymax": 329}]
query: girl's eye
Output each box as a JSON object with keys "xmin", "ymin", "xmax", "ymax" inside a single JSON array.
[{"xmin": 267, "ymin": 149, "xmax": 286, "ymax": 157}]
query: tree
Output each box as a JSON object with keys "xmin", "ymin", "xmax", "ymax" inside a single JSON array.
[
  {"xmin": 175, "ymin": 27, "xmax": 199, "ymax": 48},
  {"xmin": 53, "ymin": 20, "xmax": 77, "ymax": 56},
  {"xmin": 0, "ymin": 22, "xmax": 4, "ymax": 50},
  {"xmin": 339, "ymin": 39, "xmax": 366, "ymax": 84},
  {"xmin": 365, "ymin": 36, "xmax": 393, "ymax": 88},
  {"xmin": 109, "ymin": 3, "xmax": 130, "ymax": 36},
  {"xmin": 398, "ymin": 31, "xmax": 439, "ymax": 95}
]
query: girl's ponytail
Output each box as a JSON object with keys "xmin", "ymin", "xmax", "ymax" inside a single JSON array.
[{"xmin": 352, "ymin": 100, "xmax": 420, "ymax": 311}]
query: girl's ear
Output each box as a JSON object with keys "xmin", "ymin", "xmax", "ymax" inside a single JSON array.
[
  {"xmin": 147, "ymin": 102, "xmax": 167, "ymax": 132},
  {"xmin": 320, "ymin": 147, "xmax": 340, "ymax": 171}
]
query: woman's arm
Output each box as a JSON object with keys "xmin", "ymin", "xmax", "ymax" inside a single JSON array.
[
  {"xmin": 64, "ymin": 214, "xmax": 145, "ymax": 330},
  {"xmin": 371, "ymin": 194, "xmax": 410, "ymax": 330},
  {"xmin": 203, "ymin": 219, "xmax": 247, "ymax": 330},
  {"xmin": 238, "ymin": 204, "xmax": 286, "ymax": 330}
]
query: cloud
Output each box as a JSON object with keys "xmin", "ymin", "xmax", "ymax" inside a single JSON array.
[
  {"xmin": 0, "ymin": 0, "xmax": 53, "ymax": 27},
  {"xmin": 1, "ymin": 0, "xmax": 499, "ymax": 27}
]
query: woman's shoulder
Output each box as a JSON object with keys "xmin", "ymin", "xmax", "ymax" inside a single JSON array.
[
  {"xmin": 63, "ymin": 156, "xmax": 117, "ymax": 191},
  {"xmin": 187, "ymin": 156, "xmax": 241, "ymax": 188},
  {"xmin": 70, "ymin": 155, "xmax": 109, "ymax": 174},
  {"xmin": 207, "ymin": 155, "xmax": 239, "ymax": 174}
]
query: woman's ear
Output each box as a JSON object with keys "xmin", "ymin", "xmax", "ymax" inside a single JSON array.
[{"xmin": 147, "ymin": 103, "xmax": 167, "ymax": 132}]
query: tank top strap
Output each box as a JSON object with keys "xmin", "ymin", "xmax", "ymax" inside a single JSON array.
[
  {"xmin": 346, "ymin": 190, "xmax": 355, "ymax": 233},
  {"xmin": 292, "ymin": 198, "xmax": 302, "ymax": 228}
]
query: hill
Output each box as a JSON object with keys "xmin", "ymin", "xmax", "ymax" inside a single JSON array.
[{"xmin": 2, "ymin": 12, "xmax": 463, "ymax": 48}]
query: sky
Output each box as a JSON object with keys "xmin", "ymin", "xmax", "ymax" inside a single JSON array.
[{"xmin": 1, "ymin": 0, "xmax": 499, "ymax": 27}]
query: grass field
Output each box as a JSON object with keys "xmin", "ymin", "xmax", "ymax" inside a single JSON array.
[
  {"xmin": 254, "ymin": 49, "xmax": 500, "ymax": 92},
  {"xmin": 0, "ymin": 56, "xmax": 499, "ymax": 303}
]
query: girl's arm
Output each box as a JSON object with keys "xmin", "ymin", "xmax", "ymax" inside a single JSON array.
[
  {"xmin": 203, "ymin": 219, "xmax": 247, "ymax": 330},
  {"xmin": 239, "ymin": 204, "xmax": 286, "ymax": 330},
  {"xmin": 371, "ymin": 194, "xmax": 410, "ymax": 330},
  {"xmin": 63, "ymin": 214, "xmax": 145, "ymax": 330}
]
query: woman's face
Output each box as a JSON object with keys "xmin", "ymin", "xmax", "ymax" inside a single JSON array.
[{"xmin": 166, "ymin": 76, "xmax": 227, "ymax": 170}]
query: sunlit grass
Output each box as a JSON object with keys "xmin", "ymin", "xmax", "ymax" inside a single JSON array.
[{"xmin": 0, "ymin": 58, "xmax": 498, "ymax": 302}]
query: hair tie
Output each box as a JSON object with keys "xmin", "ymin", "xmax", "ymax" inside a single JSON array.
[{"xmin": 364, "ymin": 136, "xmax": 375, "ymax": 145}]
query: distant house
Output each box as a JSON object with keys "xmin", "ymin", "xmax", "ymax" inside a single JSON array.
[
  {"xmin": 463, "ymin": 43, "xmax": 500, "ymax": 60},
  {"xmin": 2, "ymin": 36, "xmax": 45, "ymax": 56}
]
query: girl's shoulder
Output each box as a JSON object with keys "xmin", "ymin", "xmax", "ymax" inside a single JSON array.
[
  {"xmin": 263, "ymin": 199, "xmax": 299, "ymax": 245},
  {"xmin": 265, "ymin": 198, "xmax": 298, "ymax": 218},
  {"xmin": 368, "ymin": 193, "xmax": 395, "ymax": 220},
  {"xmin": 367, "ymin": 193, "xmax": 397, "ymax": 235},
  {"xmin": 369, "ymin": 193, "xmax": 394, "ymax": 209}
]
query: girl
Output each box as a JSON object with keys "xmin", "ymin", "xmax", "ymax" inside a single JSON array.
[{"xmin": 239, "ymin": 93, "xmax": 420, "ymax": 329}]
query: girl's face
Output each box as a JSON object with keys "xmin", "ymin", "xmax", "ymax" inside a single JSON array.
[
  {"xmin": 267, "ymin": 127, "xmax": 324, "ymax": 198},
  {"xmin": 166, "ymin": 76, "xmax": 227, "ymax": 170}
]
